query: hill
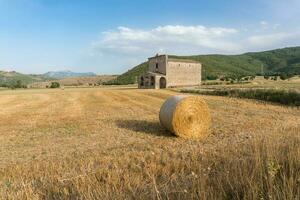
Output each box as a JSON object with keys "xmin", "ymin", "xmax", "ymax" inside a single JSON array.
[
  {"xmin": 43, "ymin": 70, "xmax": 97, "ymax": 79},
  {"xmin": 105, "ymin": 46, "xmax": 300, "ymax": 85},
  {"xmin": 0, "ymin": 71, "xmax": 50, "ymax": 88},
  {"xmin": 103, "ymin": 62, "xmax": 148, "ymax": 85},
  {"xmin": 28, "ymin": 75, "xmax": 117, "ymax": 88}
]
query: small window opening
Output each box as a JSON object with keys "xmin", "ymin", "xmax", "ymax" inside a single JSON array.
[{"xmin": 150, "ymin": 76, "xmax": 155, "ymax": 86}]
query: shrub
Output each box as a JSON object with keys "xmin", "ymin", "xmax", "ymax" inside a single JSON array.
[
  {"xmin": 202, "ymin": 82, "xmax": 223, "ymax": 85},
  {"xmin": 50, "ymin": 82, "xmax": 60, "ymax": 88},
  {"xmin": 280, "ymin": 73, "xmax": 294, "ymax": 80},
  {"xmin": 6, "ymin": 80, "xmax": 27, "ymax": 89},
  {"xmin": 204, "ymin": 74, "xmax": 218, "ymax": 80}
]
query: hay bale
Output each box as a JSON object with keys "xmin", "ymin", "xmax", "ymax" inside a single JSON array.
[{"xmin": 159, "ymin": 95, "xmax": 211, "ymax": 139}]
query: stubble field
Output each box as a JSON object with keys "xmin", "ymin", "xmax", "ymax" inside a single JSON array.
[{"xmin": 0, "ymin": 87, "xmax": 299, "ymax": 199}]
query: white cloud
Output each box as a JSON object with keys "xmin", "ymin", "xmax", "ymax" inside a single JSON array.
[
  {"xmin": 92, "ymin": 25, "xmax": 241, "ymax": 56},
  {"xmin": 259, "ymin": 21, "xmax": 281, "ymax": 30},
  {"xmin": 247, "ymin": 32, "xmax": 300, "ymax": 48},
  {"xmin": 260, "ymin": 21, "xmax": 269, "ymax": 30},
  {"xmin": 260, "ymin": 21, "xmax": 268, "ymax": 26},
  {"xmin": 91, "ymin": 24, "xmax": 300, "ymax": 65}
]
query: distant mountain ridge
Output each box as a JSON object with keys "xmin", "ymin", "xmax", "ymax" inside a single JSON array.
[
  {"xmin": 43, "ymin": 70, "xmax": 97, "ymax": 79},
  {"xmin": 0, "ymin": 70, "xmax": 98, "ymax": 88},
  {"xmin": 105, "ymin": 46, "xmax": 300, "ymax": 85},
  {"xmin": 0, "ymin": 71, "xmax": 51, "ymax": 87}
]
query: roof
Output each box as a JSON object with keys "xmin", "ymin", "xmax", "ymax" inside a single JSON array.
[
  {"xmin": 148, "ymin": 54, "xmax": 167, "ymax": 60},
  {"xmin": 148, "ymin": 54, "xmax": 200, "ymax": 64},
  {"xmin": 168, "ymin": 58, "xmax": 200, "ymax": 64}
]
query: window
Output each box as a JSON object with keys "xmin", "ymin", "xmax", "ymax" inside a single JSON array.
[
  {"xmin": 155, "ymin": 63, "xmax": 159, "ymax": 72},
  {"xmin": 150, "ymin": 76, "xmax": 155, "ymax": 86}
]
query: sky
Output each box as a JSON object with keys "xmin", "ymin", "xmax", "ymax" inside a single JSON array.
[{"xmin": 0, "ymin": 0, "xmax": 299, "ymax": 74}]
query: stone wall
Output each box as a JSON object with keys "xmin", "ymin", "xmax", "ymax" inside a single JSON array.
[
  {"xmin": 166, "ymin": 61, "xmax": 201, "ymax": 87},
  {"xmin": 148, "ymin": 55, "xmax": 167, "ymax": 75}
]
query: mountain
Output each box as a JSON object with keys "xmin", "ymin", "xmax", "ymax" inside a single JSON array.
[
  {"xmin": 104, "ymin": 46, "xmax": 300, "ymax": 85},
  {"xmin": 43, "ymin": 70, "xmax": 97, "ymax": 79},
  {"xmin": 0, "ymin": 71, "xmax": 51, "ymax": 87}
]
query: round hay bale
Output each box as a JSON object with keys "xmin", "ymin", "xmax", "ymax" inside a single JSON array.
[{"xmin": 159, "ymin": 95, "xmax": 211, "ymax": 139}]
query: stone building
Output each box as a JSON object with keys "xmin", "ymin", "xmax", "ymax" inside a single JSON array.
[{"xmin": 138, "ymin": 54, "xmax": 202, "ymax": 89}]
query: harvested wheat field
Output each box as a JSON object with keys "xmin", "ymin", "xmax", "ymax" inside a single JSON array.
[{"xmin": 0, "ymin": 87, "xmax": 299, "ymax": 199}]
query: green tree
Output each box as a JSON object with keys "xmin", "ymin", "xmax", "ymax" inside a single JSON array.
[
  {"xmin": 50, "ymin": 82, "xmax": 60, "ymax": 88},
  {"xmin": 16, "ymin": 80, "xmax": 22, "ymax": 88}
]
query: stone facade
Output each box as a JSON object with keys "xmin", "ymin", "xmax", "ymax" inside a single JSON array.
[{"xmin": 138, "ymin": 55, "xmax": 201, "ymax": 89}]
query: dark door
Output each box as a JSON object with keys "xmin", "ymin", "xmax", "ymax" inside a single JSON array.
[{"xmin": 159, "ymin": 77, "xmax": 166, "ymax": 89}]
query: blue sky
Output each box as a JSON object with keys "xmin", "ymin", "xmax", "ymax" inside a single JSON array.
[{"xmin": 0, "ymin": 0, "xmax": 299, "ymax": 74}]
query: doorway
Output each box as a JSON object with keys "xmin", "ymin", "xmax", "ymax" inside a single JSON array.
[{"xmin": 159, "ymin": 77, "xmax": 166, "ymax": 89}]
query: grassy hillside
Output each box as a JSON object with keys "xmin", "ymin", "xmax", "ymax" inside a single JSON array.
[
  {"xmin": 104, "ymin": 62, "xmax": 148, "ymax": 85},
  {"xmin": 0, "ymin": 71, "xmax": 50, "ymax": 88},
  {"xmin": 245, "ymin": 47, "xmax": 300, "ymax": 74},
  {"xmin": 106, "ymin": 47, "xmax": 300, "ymax": 85}
]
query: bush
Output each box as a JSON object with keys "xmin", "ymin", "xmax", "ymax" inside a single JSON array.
[
  {"xmin": 280, "ymin": 73, "xmax": 294, "ymax": 80},
  {"xmin": 5, "ymin": 80, "xmax": 27, "ymax": 89},
  {"xmin": 204, "ymin": 74, "xmax": 218, "ymax": 80},
  {"xmin": 50, "ymin": 82, "xmax": 60, "ymax": 88},
  {"xmin": 202, "ymin": 81, "xmax": 223, "ymax": 85}
]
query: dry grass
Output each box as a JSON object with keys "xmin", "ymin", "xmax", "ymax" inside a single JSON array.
[
  {"xmin": 200, "ymin": 77, "xmax": 300, "ymax": 92},
  {"xmin": 0, "ymin": 87, "xmax": 299, "ymax": 199}
]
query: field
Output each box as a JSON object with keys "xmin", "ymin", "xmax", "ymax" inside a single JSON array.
[
  {"xmin": 0, "ymin": 87, "xmax": 299, "ymax": 199},
  {"xmin": 199, "ymin": 76, "xmax": 300, "ymax": 92}
]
